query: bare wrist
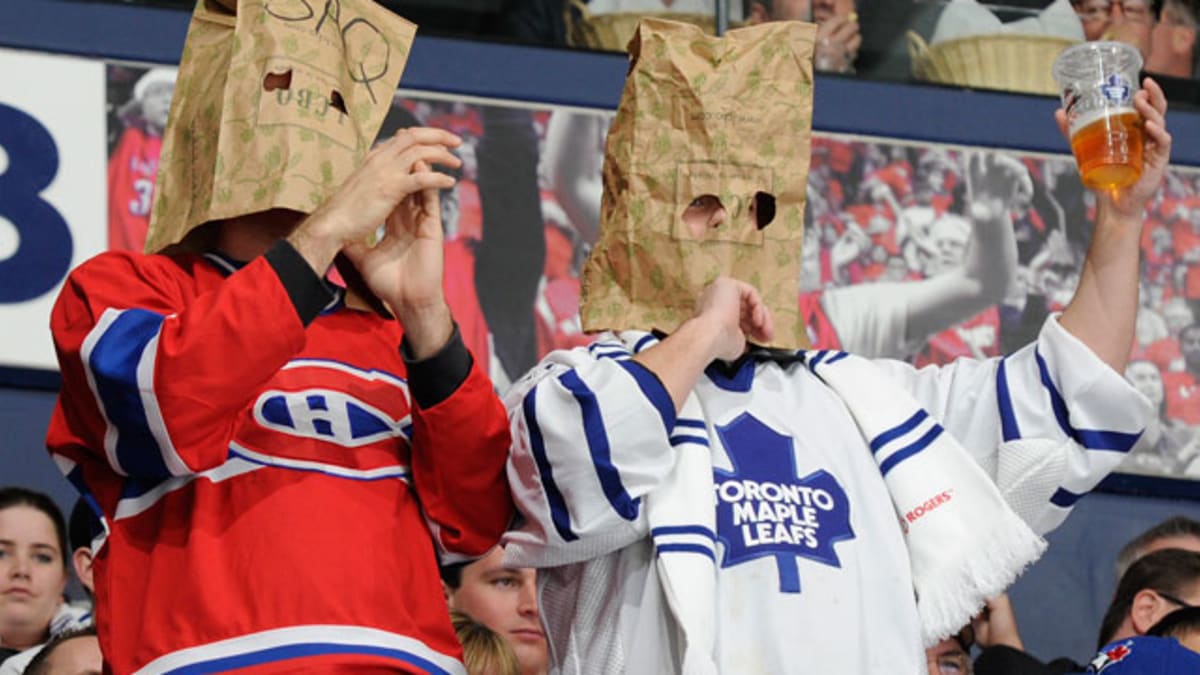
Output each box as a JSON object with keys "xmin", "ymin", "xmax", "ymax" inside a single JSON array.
[
  {"xmin": 288, "ymin": 213, "xmax": 343, "ymax": 277},
  {"xmin": 397, "ymin": 301, "xmax": 454, "ymax": 360},
  {"xmin": 681, "ymin": 313, "xmax": 728, "ymax": 362}
]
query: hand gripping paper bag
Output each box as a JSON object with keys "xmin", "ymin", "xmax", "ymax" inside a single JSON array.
[
  {"xmin": 146, "ymin": 0, "xmax": 416, "ymax": 253},
  {"xmin": 580, "ymin": 18, "xmax": 817, "ymax": 349}
]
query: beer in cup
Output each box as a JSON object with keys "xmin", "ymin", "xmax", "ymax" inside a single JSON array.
[{"xmin": 1052, "ymin": 41, "xmax": 1144, "ymax": 190}]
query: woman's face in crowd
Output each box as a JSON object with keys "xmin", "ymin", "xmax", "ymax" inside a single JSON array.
[
  {"xmin": 448, "ymin": 547, "xmax": 548, "ymax": 675},
  {"xmin": 0, "ymin": 505, "xmax": 67, "ymax": 648}
]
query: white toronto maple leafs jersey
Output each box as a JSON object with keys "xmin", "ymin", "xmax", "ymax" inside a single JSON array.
[{"xmin": 502, "ymin": 317, "xmax": 1148, "ymax": 674}]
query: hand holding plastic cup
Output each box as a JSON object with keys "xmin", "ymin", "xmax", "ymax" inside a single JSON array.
[{"xmin": 1052, "ymin": 41, "xmax": 1144, "ymax": 191}]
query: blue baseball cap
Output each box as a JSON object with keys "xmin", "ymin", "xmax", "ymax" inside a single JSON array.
[{"xmin": 1082, "ymin": 636, "xmax": 1200, "ymax": 673}]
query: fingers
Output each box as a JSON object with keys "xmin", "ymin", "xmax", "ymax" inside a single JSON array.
[
  {"xmin": 736, "ymin": 281, "xmax": 775, "ymax": 344},
  {"xmin": 1142, "ymin": 77, "xmax": 1168, "ymax": 117},
  {"xmin": 1137, "ymin": 79, "xmax": 1172, "ymax": 165},
  {"xmin": 402, "ymin": 169, "xmax": 457, "ymax": 195},
  {"xmin": 385, "ymin": 126, "xmax": 463, "ymax": 152},
  {"xmin": 396, "ymin": 143, "xmax": 463, "ymax": 175}
]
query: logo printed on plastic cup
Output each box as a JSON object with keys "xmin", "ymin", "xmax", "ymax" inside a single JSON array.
[{"xmin": 1101, "ymin": 74, "xmax": 1132, "ymax": 105}]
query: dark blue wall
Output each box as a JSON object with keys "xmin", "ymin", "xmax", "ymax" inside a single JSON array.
[{"xmin": 0, "ymin": 388, "xmax": 76, "ymax": 516}]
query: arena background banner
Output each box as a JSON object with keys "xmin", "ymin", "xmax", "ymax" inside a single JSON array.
[
  {"xmin": 0, "ymin": 47, "xmax": 107, "ymax": 373},
  {"xmin": 5, "ymin": 50, "xmax": 1200, "ymax": 484}
]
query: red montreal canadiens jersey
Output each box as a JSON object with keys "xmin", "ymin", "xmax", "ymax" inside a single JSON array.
[
  {"xmin": 46, "ymin": 251, "xmax": 511, "ymax": 674},
  {"xmin": 107, "ymin": 127, "xmax": 162, "ymax": 253}
]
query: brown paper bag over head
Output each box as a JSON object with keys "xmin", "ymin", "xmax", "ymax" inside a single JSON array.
[
  {"xmin": 146, "ymin": 0, "xmax": 416, "ymax": 253},
  {"xmin": 580, "ymin": 18, "xmax": 816, "ymax": 349}
]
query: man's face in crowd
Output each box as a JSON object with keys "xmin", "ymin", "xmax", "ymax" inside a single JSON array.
[
  {"xmin": 1163, "ymin": 299, "xmax": 1195, "ymax": 336},
  {"xmin": 447, "ymin": 547, "xmax": 547, "ymax": 675},
  {"xmin": 1073, "ymin": 0, "xmax": 1155, "ymax": 57},
  {"xmin": 926, "ymin": 216, "xmax": 970, "ymax": 277},
  {"xmin": 766, "ymin": 0, "xmax": 853, "ymax": 22},
  {"xmin": 39, "ymin": 635, "xmax": 103, "ymax": 675},
  {"xmin": 925, "ymin": 636, "xmax": 971, "ymax": 675},
  {"xmin": 1181, "ymin": 325, "xmax": 1200, "ymax": 374},
  {"xmin": 1125, "ymin": 361, "xmax": 1165, "ymax": 409}
]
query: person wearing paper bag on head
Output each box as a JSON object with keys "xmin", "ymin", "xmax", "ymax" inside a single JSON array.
[
  {"xmin": 44, "ymin": 1, "xmax": 513, "ymax": 672},
  {"xmin": 501, "ymin": 17, "xmax": 1170, "ymax": 675}
]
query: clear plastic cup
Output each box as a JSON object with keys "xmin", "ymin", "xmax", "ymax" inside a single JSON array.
[{"xmin": 1051, "ymin": 41, "xmax": 1144, "ymax": 190}]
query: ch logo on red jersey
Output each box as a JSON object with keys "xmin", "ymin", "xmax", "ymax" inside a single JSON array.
[
  {"xmin": 255, "ymin": 389, "xmax": 407, "ymax": 447},
  {"xmin": 250, "ymin": 360, "xmax": 413, "ymax": 449}
]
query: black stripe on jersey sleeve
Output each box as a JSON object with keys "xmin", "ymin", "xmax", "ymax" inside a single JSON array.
[
  {"xmin": 402, "ymin": 323, "xmax": 473, "ymax": 409},
  {"xmin": 264, "ymin": 240, "xmax": 335, "ymax": 327}
]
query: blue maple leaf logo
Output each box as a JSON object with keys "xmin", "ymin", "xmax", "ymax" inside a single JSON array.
[
  {"xmin": 713, "ymin": 413, "xmax": 855, "ymax": 593},
  {"xmin": 1101, "ymin": 74, "xmax": 1131, "ymax": 105}
]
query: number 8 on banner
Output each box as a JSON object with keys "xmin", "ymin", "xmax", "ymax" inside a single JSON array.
[{"xmin": 0, "ymin": 103, "xmax": 73, "ymax": 303}]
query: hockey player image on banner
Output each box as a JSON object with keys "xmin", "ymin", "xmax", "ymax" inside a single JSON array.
[
  {"xmin": 106, "ymin": 66, "xmax": 175, "ymax": 253},
  {"xmin": 45, "ymin": 0, "xmax": 512, "ymax": 672},
  {"xmin": 502, "ymin": 17, "xmax": 1172, "ymax": 675}
]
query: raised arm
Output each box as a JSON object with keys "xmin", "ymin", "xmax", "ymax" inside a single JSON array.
[
  {"xmin": 900, "ymin": 153, "xmax": 1024, "ymax": 343},
  {"xmin": 1058, "ymin": 78, "xmax": 1172, "ymax": 372}
]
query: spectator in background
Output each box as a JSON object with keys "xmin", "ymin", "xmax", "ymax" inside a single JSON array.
[
  {"xmin": 1097, "ymin": 549, "xmax": 1200, "ymax": 650},
  {"xmin": 450, "ymin": 611, "xmax": 521, "ymax": 675},
  {"xmin": 0, "ymin": 489, "xmax": 87, "ymax": 671},
  {"xmin": 1071, "ymin": 0, "xmax": 1157, "ymax": 59},
  {"xmin": 746, "ymin": 0, "xmax": 862, "ymax": 73},
  {"xmin": 1163, "ymin": 323, "xmax": 1200, "ymax": 426},
  {"xmin": 974, "ymin": 521, "xmax": 1200, "ymax": 674},
  {"xmin": 1077, "ymin": 606, "xmax": 1200, "ymax": 673},
  {"xmin": 1146, "ymin": 0, "xmax": 1198, "ymax": 78},
  {"xmin": 106, "ymin": 68, "xmax": 175, "ymax": 253},
  {"xmin": 21, "ymin": 627, "xmax": 99, "ymax": 675},
  {"xmin": 926, "ymin": 628, "xmax": 974, "ymax": 674},
  {"xmin": 443, "ymin": 548, "xmax": 547, "ymax": 675},
  {"xmin": 1116, "ymin": 516, "xmax": 1200, "ymax": 579},
  {"xmin": 63, "ymin": 503, "xmax": 97, "ymax": 600},
  {"xmin": 1121, "ymin": 360, "xmax": 1198, "ymax": 474}
]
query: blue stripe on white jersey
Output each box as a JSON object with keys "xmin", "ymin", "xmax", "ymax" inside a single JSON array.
[
  {"xmin": 81, "ymin": 308, "xmax": 190, "ymax": 478},
  {"xmin": 1034, "ymin": 350, "xmax": 1140, "ymax": 453},
  {"xmin": 670, "ymin": 418, "xmax": 710, "ymax": 447},
  {"xmin": 558, "ymin": 370, "xmax": 641, "ymax": 522},
  {"xmin": 632, "ymin": 333, "xmax": 658, "ymax": 353},
  {"xmin": 1049, "ymin": 487, "xmax": 1083, "ymax": 508},
  {"xmin": 651, "ymin": 525, "xmax": 718, "ymax": 561},
  {"xmin": 617, "ymin": 361, "xmax": 676, "ymax": 433},
  {"xmin": 996, "ymin": 357, "xmax": 1021, "ymax": 442},
  {"xmin": 521, "ymin": 386, "xmax": 578, "ymax": 542},
  {"xmin": 132, "ymin": 625, "xmax": 466, "ymax": 675}
]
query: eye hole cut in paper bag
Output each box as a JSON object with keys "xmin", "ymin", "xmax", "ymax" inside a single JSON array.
[
  {"xmin": 580, "ymin": 18, "xmax": 817, "ymax": 349},
  {"xmin": 146, "ymin": 0, "xmax": 417, "ymax": 253}
]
